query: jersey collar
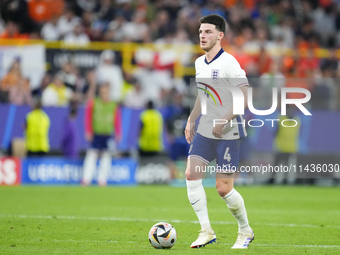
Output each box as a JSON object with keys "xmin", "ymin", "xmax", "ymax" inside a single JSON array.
[{"xmin": 204, "ymin": 48, "xmax": 224, "ymax": 65}]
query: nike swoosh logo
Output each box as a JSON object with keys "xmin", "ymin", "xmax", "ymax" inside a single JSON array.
[
  {"xmin": 196, "ymin": 73, "xmax": 200, "ymax": 76},
  {"xmin": 191, "ymin": 199, "xmax": 200, "ymax": 205}
]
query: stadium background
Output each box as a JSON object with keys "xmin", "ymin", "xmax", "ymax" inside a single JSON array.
[
  {"xmin": 1, "ymin": 1, "xmax": 340, "ymax": 254},
  {"xmin": 0, "ymin": 0, "xmax": 339, "ymax": 186}
]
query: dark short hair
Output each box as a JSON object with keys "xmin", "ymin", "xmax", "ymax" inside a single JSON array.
[
  {"xmin": 199, "ymin": 14, "xmax": 226, "ymax": 33},
  {"xmin": 146, "ymin": 100, "xmax": 154, "ymax": 109}
]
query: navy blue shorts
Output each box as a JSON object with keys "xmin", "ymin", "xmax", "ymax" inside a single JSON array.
[
  {"xmin": 188, "ymin": 133, "xmax": 242, "ymax": 173},
  {"xmin": 90, "ymin": 135, "xmax": 111, "ymax": 150}
]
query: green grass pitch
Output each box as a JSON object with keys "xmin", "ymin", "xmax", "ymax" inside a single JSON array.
[{"xmin": 1, "ymin": 185, "xmax": 340, "ymax": 254}]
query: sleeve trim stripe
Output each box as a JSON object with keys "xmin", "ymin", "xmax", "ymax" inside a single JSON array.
[{"xmin": 236, "ymin": 82, "xmax": 249, "ymax": 87}]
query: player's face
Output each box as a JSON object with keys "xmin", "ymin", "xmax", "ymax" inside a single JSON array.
[{"xmin": 199, "ymin": 23, "xmax": 222, "ymax": 52}]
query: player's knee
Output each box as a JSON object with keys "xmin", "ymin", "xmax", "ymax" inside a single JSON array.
[
  {"xmin": 216, "ymin": 182, "xmax": 232, "ymax": 197},
  {"xmin": 185, "ymin": 167, "xmax": 201, "ymax": 180},
  {"xmin": 185, "ymin": 169, "xmax": 190, "ymax": 180},
  {"xmin": 216, "ymin": 185, "xmax": 227, "ymax": 197},
  {"xmin": 185, "ymin": 168, "xmax": 195, "ymax": 180}
]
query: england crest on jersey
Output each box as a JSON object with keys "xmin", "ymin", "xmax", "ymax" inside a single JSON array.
[{"xmin": 211, "ymin": 69, "xmax": 219, "ymax": 81}]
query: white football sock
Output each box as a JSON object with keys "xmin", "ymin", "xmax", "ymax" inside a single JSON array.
[
  {"xmin": 82, "ymin": 149, "xmax": 98, "ymax": 185},
  {"xmin": 98, "ymin": 151, "xmax": 111, "ymax": 185},
  {"xmin": 186, "ymin": 179, "xmax": 212, "ymax": 232},
  {"xmin": 222, "ymin": 188, "xmax": 251, "ymax": 234}
]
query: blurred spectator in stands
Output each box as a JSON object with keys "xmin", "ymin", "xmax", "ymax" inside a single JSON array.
[
  {"xmin": 82, "ymin": 83, "xmax": 121, "ymax": 186},
  {"xmin": 297, "ymin": 49, "xmax": 319, "ymax": 78},
  {"xmin": 270, "ymin": 18, "xmax": 294, "ymax": 48},
  {"xmin": 115, "ymin": 0, "xmax": 133, "ymax": 21},
  {"xmin": 200, "ymin": 0, "xmax": 226, "ymax": 20},
  {"xmin": 104, "ymin": 13, "xmax": 126, "ymax": 42},
  {"xmin": 254, "ymin": 47, "xmax": 273, "ymax": 75},
  {"xmin": 96, "ymin": 0, "xmax": 115, "ymax": 23},
  {"xmin": 224, "ymin": 0, "xmax": 257, "ymax": 10},
  {"xmin": 267, "ymin": 35, "xmax": 290, "ymax": 57},
  {"xmin": 0, "ymin": 15, "xmax": 5, "ymax": 34},
  {"xmin": 150, "ymin": 29, "xmax": 178, "ymax": 103},
  {"xmin": 32, "ymin": 73, "xmax": 52, "ymax": 97},
  {"xmin": 24, "ymin": 98, "xmax": 50, "ymax": 157},
  {"xmin": 176, "ymin": 3, "xmax": 201, "ymax": 44},
  {"xmin": 134, "ymin": 32, "xmax": 154, "ymax": 67},
  {"xmin": 0, "ymin": 21, "xmax": 29, "ymax": 39},
  {"xmin": 77, "ymin": 0, "xmax": 98, "ymax": 13},
  {"xmin": 1, "ymin": 0, "xmax": 37, "ymax": 33},
  {"xmin": 64, "ymin": 21, "xmax": 90, "ymax": 46},
  {"xmin": 124, "ymin": 79, "xmax": 146, "ymax": 109},
  {"xmin": 41, "ymin": 15, "xmax": 60, "ymax": 41},
  {"xmin": 29, "ymin": 27, "xmax": 42, "ymax": 39},
  {"xmin": 82, "ymin": 10, "xmax": 96, "ymax": 40},
  {"xmin": 232, "ymin": 43, "xmax": 254, "ymax": 72},
  {"xmin": 173, "ymin": 29, "xmax": 193, "ymax": 66},
  {"xmin": 138, "ymin": 100, "xmax": 164, "ymax": 157},
  {"xmin": 42, "ymin": 73, "xmax": 72, "ymax": 106},
  {"xmin": 73, "ymin": 67, "xmax": 88, "ymax": 97},
  {"xmin": 58, "ymin": 61, "xmax": 78, "ymax": 92},
  {"xmin": 260, "ymin": 61, "xmax": 286, "ymax": 88},
  {"xmin": 121, "ymin": 10, "xmax": 148, "ymax": 42},
  {"xmin": 9, "ymin": 77, "xmax": 32, "ymax": 105},
  {"xmin": 296, "ymin": 18, "xmax": 320, "ymax": 50},
  {"xmin": 259, "ymin": 61, "xmax": 285, "ymax": 109},
  {"xmin": 247, "ymin": 27, "xmax": 272, "ymax": 53},
  {"xmin": 320, "ymin": 49, "xmax": 339, "ymax": 76},
  {"xmin": 96, "ymin": 50, "xmax": 124, "ymax": 102},
  {"xmin": 90, "ymin": 16, "xmax": 107, "ymax": 41},
  {"xmin": 134, "ymin": 0, "xmax": 156, "ymax": 23},
  {"xmin": 150, "ymin": 10, "xmax": 171, "ymax": 39},
  {"xmin": 61, "ymin": 97, "xmax": 79, "ymax": 159},
  {"xmin": 162, "ymin": 0, "xmax": 182, "ymax": 21},
  {"xmin": 0, "ymin": 58, "xmax": 27, "ymax": 103},
  {"xmin": 154, "ymin": 29, "xmax": 175, "ymax": 67},
  {"xmin": 134, "ymin": 53, "xmax": 168, "ymax": 106},
  {"xmin": 120, "ymin": 72, "xmax": 135, "ymax": 101},
  {"xmin": 58, "ymin": 8, "xmax": 81, "ymax": 38},
  {"xmin": 313, "ymin": 4, "xmax": 336, "ymax": 47},
  {"xmin": 81, "ymin": 69, "xmax": 97, "ymax": 102}
]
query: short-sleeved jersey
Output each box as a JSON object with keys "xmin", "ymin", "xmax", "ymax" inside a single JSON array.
[{"xmin": 195, "ymin": 48, "xmax": 248, "ymax": 140}]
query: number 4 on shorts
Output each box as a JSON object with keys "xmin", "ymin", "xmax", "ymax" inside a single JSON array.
[{"xmin": 224, "ymin": 147, "xmax": 231, "ymax": 162}]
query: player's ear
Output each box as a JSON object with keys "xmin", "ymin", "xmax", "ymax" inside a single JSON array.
[{"xmin": 218, "ymin": 31, "xmax": 224, "ymax": 40}]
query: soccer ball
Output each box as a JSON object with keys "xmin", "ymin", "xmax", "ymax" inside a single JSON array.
[{"xmin": 148, "ymin": 222, "xmax": 177, "ymax": 249}]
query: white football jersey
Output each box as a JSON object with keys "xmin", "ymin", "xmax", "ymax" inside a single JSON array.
[{"xmin": 195, "ymin": 48, "xmax": 248, "ymax": 140}]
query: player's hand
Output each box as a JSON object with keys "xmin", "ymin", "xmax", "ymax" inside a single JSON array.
[
  {"xmin": 212, "ymin": 123, "xmax": 225, "ymax": 138},
  {"xmin": 85, "ymin": 133, "xmax": 93, "ymax": 142},
  {"xmin": 185, "ymin": 120, "xmax": 195, "ymax": 144}
]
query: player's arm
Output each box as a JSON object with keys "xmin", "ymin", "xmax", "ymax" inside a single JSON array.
[
  {"xmin": 212, "ymin": 85, "xmax": 248, "ymax": 138},
  {"xmin": 222, "ymin": 85, "xmax": 248, "ymax": 122},
  {"xmin": 85, "ymin": 99, "xmax": 94, "ymax": 142},
  {"xmin": 185, "ymin": 95, "xmax": 201, "ymax": 144}
]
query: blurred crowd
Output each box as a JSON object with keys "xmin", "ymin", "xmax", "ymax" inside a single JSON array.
[{"xmin": 1, "ymin": 0, "xmax": 340, "ymax": 112}]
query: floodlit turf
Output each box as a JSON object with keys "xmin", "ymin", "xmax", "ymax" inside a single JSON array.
[{"xmin": 0, "ymin": 185, "xmax": 340, "ymax": 254}]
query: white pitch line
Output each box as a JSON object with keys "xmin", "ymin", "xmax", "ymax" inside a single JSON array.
[
  {"xmin": 5, "ymin": 239, "xmax": 340, "ymax": 249},
  {"xmin": 1, "ymin": 214, "xmax": 340, "ymax": 229}
]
